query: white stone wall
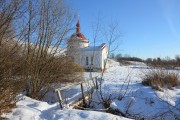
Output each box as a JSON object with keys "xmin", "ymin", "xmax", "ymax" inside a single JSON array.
[
  {"xmin": 101, "ymin": 47, "xmax": 108, "ymax": 70},
  {"xmin": 67, "ymin": 35, "xmax": 108, "ymax": 71},
  {"xmin": 79, "ymin": 42, "xmax": 89, "ymax": 48},
  {"xmin": 68, "ymin": 38, "xmax": 89, "ymax": 49},
  {"xmin": 68, "ymin": 47, "xmax": 108, "ymax": 71},
  {"xmin": 78, "ymin": 50, "xmax": 102, "ymax": 70}
]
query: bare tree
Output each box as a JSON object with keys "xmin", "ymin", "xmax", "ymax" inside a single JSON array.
[
  {"xmin": 21, "ymin": 0, "xmax": 84, "ymax": 99},
  {"xmin": 88, "ymin": 18, "xmax": 121, "ymax": 108},
  {"xmin": 0, "ymin": 0, "xmax": 26, "ymax": 115},
  {"xmin": 98, "ymin": 22, "xmax": 121, "ymax": 105},
  {"xmin": 0, "ymin": 1, "xmax": 84, "ymax": 115}
]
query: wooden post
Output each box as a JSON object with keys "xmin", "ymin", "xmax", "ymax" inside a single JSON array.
[
  {"xmin": 81, "ymin": 83, "xmax": 85, "ymax": 104},
  {"xmin": 95, "ymin": 77, "xmax": 98, "ymax": 89},
  {"xmin": 56, "ymin": 90, "xmax": 63, "ymax": 109},
  {"xmin": 92, "ymin": 77, "xmax": 96, "ymax": 88}
]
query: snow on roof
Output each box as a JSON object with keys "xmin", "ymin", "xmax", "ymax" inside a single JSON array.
[
  {"xmin": 48, "ymin": 46, "xmax": 66, "ymax": 56},
  {"xmin": 77, "ymin": 43, "xmax": 107, "ymax": 51}
]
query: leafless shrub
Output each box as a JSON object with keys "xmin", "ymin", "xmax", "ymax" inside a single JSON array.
[
  {"xmin": 20, "ymin": 0, "xmax": 80, "ymax": 100},
  {"xmin": 0, "ymin": 0, "xmax": 82, "ymax": 115},
  {"xmin": 23, "ymin": 50, "xmax": 84, "ymax": 99},
  {"xmin": 142, "ymin": 69, "xmax": 180, "ymax": 91},
  {"xmin": 0, "ymin": 41, "xmax": 24, "ymax": 115},
  {"xmin": 0, "ymin": 0, "xmax": 26, "ymax": 115}
]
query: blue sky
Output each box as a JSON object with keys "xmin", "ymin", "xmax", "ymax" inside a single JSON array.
[{"xmin": 67, "ymin": 0, "xmax": 180, "ymax": 59}]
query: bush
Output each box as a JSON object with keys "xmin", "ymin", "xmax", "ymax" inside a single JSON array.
[
  {"xmin": 142, "ymin": 69, "xmax": 180, "ymax": 91},
  {"xmin": 0, "ymin": 41, "xmax": 24, "ymax": 115},
  {"xmin": 0, "ymin": 40, "xmax": 84, "ymax": 114},
  {"xmin": 0, "ymin": 0, "xmax": 81, "ymax": 115},
  {"xmin": 23, "ymin": 53, "xmax": 84, "ymax": 100}
]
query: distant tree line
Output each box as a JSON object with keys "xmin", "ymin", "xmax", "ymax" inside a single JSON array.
[
  {"xmin": 110, "ymin": 53, "xmax": 144, "ymax": 64},
  {"xmin": 145, "ymin": 56, "xmax": 180, "ymax": 68},
  {"xmin": 110, "ymin": 53, "xmax": 180, "ymax": 68}
]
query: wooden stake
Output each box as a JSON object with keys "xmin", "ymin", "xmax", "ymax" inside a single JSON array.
[
  {"xmin": 56, "ymin": 90, "xmax": 63, "ymax": 109},
  {"xmin": 95, "ymin": 77, "xmax": 98, "ymax": 89},
  {"xmin": 81, "ymin": 83, "xmax": 85, "ymax": 104}
]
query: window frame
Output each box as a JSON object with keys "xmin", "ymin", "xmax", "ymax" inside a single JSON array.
[
  {"xmin": 91, "ymin": 56, "xmax": 93, "ymax": 65},
  {"xmin": 86, "ymin": 56, "xmax": 88, "ymax": 65}
]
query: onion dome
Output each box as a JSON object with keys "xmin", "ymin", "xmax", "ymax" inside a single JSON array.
[
  {"xmin": 70, "ymin": 20, "xmax": 89, "ymax": 43},
  {"xmin": 76, "ymin": 20, "xmax": 80, "ymax": 33}
]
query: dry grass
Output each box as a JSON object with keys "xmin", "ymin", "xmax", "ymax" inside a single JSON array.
[
  {"xmin": 142, "ymin": 69, "xmax": 180, "ymax": 91},
  {"xmin": 120, "ymin": 60, "xmax": 132, "ymax": 66}
]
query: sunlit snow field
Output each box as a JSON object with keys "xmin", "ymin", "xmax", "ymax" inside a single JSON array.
[{"xmin": 4, "ymin": 59, "xmax": 180, "ymax": 120}]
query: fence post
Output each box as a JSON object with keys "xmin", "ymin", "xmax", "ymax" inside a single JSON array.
[
  {"xmin": 95, "ymin": 77, "xmax": 98, "ymax": 89},
  {"xmin": 92, "ymin": 77, "xmax": 96, "ymax": 87},
  {"xmin": 56, "ymin": 90, "xmax": 63, "ymax": 109},
  {"xmin": 80, "ymin": 83, "xmax": 85, "ymax": 104}
]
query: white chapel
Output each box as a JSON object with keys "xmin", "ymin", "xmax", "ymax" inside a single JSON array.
[{"xmin": 67, "ymin": 20, "xmax": 108, "ymax": 71}]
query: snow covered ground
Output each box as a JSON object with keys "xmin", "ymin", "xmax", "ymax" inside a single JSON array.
[
  {"xmin": 4, "ymin": 95, "xmax": 130, "ymax": 120},
  {"xmin": 3, "ymin": 59, "xmax": 180, "ymax": 120}
]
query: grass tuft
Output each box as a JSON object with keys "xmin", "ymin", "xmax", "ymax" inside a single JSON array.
[{"xmin": 142, "ymin": 69, "xmax": 180, "ymax": 91}]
